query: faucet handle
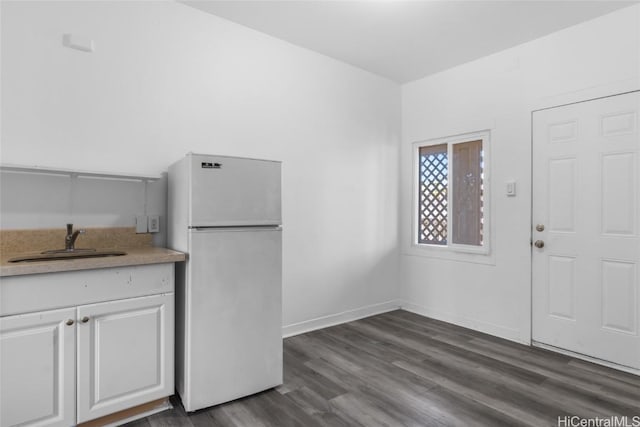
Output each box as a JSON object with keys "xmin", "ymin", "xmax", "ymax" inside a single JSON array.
[{"xmin": 67, "ymin": 223, "xmax": 73, "ymax": 234}]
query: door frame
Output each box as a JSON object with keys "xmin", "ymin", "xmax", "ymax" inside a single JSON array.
[{"xmin": 529, "ymin": 89, "xmax": 640, "ymax": 376}]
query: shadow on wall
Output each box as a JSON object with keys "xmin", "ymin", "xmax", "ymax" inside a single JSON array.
[{"xmin": 0, "ymin": 170, "xmax": 167, "ymax": 247}]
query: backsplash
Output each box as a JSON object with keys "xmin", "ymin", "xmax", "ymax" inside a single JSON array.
[
  {"xmin": 0, "ymin": 227, "xmax": 152, "ymax": 255},
  {"xmin": 0, "ymin": 168, "xmax": 167, "ymax": 247}
]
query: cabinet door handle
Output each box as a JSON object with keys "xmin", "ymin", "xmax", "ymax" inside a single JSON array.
[
  {"xmin": 66, "ymin": 319, "xmax": 75, "ymax": 326},
  {"xmin": 80, "ymin": 316, "xmax": 90, "ymax": 323}
]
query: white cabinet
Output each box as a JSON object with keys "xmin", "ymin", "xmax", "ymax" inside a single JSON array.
[
  {"xmin": 77, "ymin": 294, "xmax": 174, "ymax": 423},
  {"xmin": 0, "ymin": 308, "xmax": 76, "ymax": 427},
  {"xmin": 0, "ymin": 264, "xmax": 175, "ymax": 427}
]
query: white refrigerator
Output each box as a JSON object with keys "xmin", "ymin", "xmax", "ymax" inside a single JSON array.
[{"xmin": 168, "ymin": 153, "xmax": 282, "ymax": 412}]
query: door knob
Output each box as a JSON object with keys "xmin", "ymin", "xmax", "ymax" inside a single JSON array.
[
  {"xmin": 66, "ymin": 319, "xmax": 74, "ymax": 326},
  {"xmin": 80, "ymin": 316, "xmax": 90, "ymax": 323},
  {"xmin": 534, "ymin": 240, "xmax": 544, "ymax": 248},
  {"xmin": 535, "ymin": 224, "xmax": 545, "ymax": 232}
]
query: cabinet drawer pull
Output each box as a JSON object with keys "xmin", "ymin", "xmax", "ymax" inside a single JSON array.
[
  {"xmin": 66, "ymin": 319, "xmax": 74, "ymax": 326},
  {"xmin": 80, "ymin": 316, "xmax": 90, "ymax": 323}
]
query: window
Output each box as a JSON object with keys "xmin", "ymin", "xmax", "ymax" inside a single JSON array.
[{"xmin": 414, "ymin": 131, "xmax": 489, "ymax": 253}]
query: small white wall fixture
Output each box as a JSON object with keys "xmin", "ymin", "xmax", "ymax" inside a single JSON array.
[{"xmin": 62, "ymin": 33, "xmax": 94, "ymax": 52}]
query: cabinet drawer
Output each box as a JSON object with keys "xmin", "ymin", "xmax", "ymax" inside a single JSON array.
[{"xmin": 1, "ymin": 263, "xmax": 174, "ymax": 316}]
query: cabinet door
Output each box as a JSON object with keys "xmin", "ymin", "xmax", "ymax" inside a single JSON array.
[
  {"xmin": 76, "ymin": 293, "xmax": 174, "ymax": 423},
  {"xmin": 0, "ymin": 308, "xmax": 76, "ymax": 427}
]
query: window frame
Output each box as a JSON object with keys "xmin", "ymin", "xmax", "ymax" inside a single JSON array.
[{"xmin": 412, "ymin": 130, "xmax": 491, "ymax": 256}]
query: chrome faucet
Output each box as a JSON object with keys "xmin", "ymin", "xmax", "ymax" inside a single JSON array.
[{"xmin": 65, "ymin": 223, "xmax": 85, "ymax": 251}]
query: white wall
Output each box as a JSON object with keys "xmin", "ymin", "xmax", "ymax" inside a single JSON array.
[
  {"xmin": 7, "ymin": 1, "xmax": 636, "ymax": 345},
  {"xmin": 0, "ymin": 1, "xmax": 401, "ymax": 331},
  {"xmin": 400, "ymin": 5, "xmax": 640, "ymax": 343}
]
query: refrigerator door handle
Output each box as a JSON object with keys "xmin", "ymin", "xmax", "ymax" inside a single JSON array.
[{"xmin": 190, "ymin": 225, "xmax": 281, "ymax": 231}]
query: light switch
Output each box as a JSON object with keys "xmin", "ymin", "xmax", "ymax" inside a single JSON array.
[{"xmin": 506, "ymin": 180, "xmax": 517, "ymax": 197}]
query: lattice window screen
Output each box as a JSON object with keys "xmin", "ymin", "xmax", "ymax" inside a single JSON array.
[
  {"xmin": 452, "ymin": 139, "xmax": 484, "ymax": 246},
  {"xmin": 418, "ymin": 144, "xmax": 448, "ymax": 244}
]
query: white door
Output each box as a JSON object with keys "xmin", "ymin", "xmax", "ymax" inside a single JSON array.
[
  {"xmin": 532, "ymin": 91, "xmax": 640, "ymax": 370},
  {"xmin": 76, "ymin": 293, "xmax": 174, "ymax": 423},
  {"xmin": 0, "ymin": 308, "xmax": 76, "ymax": 427}
]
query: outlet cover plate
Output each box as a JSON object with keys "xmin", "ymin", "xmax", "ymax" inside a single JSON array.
[
  {"xmin": 148, "ymin": 215, "xmax": 160, "ymax": 233},
  {"xmin": 136, "ymin": 215, "xmax": 148, "ymax": 233}
]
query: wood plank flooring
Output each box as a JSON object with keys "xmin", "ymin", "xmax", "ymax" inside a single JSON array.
[{"xmin": 124, "ymin": 310, "xmax": 640, "ymax": 427}]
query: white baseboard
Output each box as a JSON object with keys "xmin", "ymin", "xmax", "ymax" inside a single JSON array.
[
  {"xmin": 282, "ymin": 299, "xmax": 402, "ymax": 338},
  {"xmin": 399, "ymin": 301, "xmax": 526, "ymax": 345},
  {"xmin": 281, "ymin": 299, "xmax": 525, "ymax": 345}
]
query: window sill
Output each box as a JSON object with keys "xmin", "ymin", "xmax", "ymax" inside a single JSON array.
[{"xmin": 403, "ymin": 243, "xmax": 496, "ymax": 265}]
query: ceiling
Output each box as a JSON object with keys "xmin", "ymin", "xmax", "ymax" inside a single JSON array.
[{"xmin": 181, "ymin": 0, "xmax": 636, "ymax": 83}]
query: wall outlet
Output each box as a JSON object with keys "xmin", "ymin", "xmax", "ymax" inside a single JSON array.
[
  {"xmin": 148, "ymin": 215, "xmax": 160, "ymax": 233},
  {"xmin": 136, "ymin": 215, "xmax": 148, "ymax": 233}
]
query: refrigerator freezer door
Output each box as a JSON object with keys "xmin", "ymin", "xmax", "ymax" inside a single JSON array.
[
  {"xmin": 184, "ymin": 228, "xmax": 282, "ymax": 412},
  {"xmin": 190, "ymin": 155, "xmax": 281, "ymax": 227}
]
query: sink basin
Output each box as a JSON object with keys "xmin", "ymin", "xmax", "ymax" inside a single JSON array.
[
  {"xmin": 41, "ymin": 248, "xmax": 96, "ymax": 254},
  {"xmin": 9, "ymin": 250, "xmax": 127, "ymax": 263}
]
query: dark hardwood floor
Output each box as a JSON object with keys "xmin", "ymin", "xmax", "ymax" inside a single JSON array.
[{"xmin": 125, "ymin": 310, "xmax": 640, "ymax": 427}]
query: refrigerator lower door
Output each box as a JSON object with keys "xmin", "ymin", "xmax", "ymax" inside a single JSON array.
[{"xmin": 181, "ymin": 227, "xmax": 282, "ymax": 412}]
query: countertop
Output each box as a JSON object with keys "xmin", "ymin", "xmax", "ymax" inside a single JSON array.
[{"xmin": 0, "ymin": 247, "xmax": 186, "ymax": 277}]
